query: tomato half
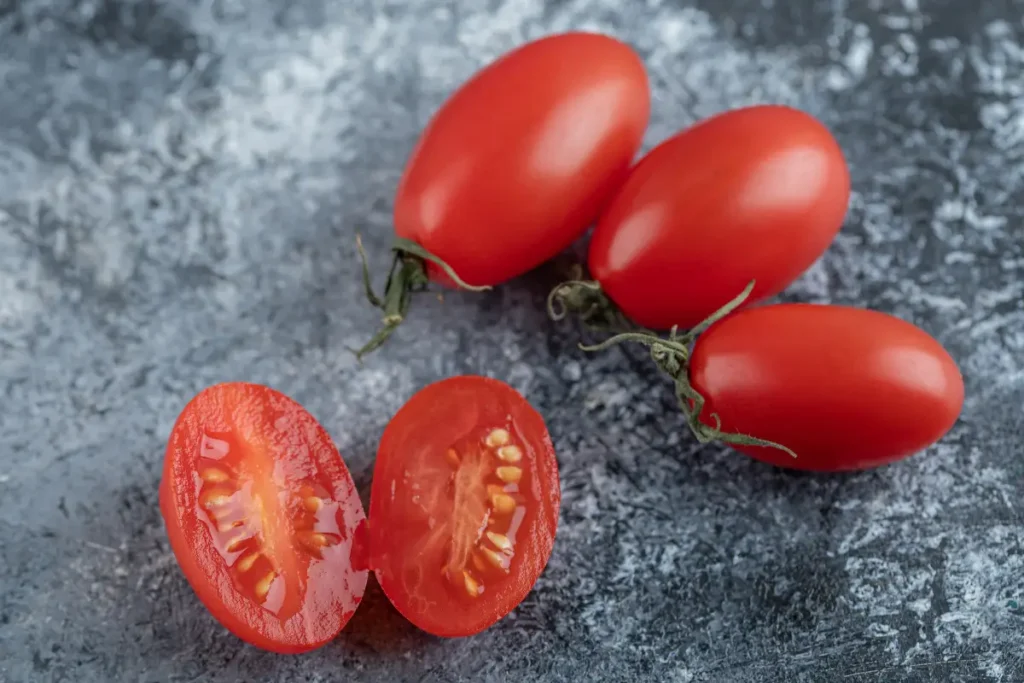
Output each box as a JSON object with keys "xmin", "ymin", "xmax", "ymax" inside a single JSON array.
[
  {"xmin": 688, "ymin": 304, "xmax": 964, "ymax": 471},
  {"xmin": 588, "ymin": 105, "xmax": 850, "ymax": 331},
  {"xmin": 159, "ymin": 383, "xmax": 368, "ymax": 653},
  {"xmin": 394, "ymin": 31, "xmax": 650, "ymax": 287},
  {"xmin": 368, "ymin": 376, "xmax": 561, "ymax": 637},
  {"xmin": 162, "ymin": 378, "xmax": 560, "ymax": 647}
]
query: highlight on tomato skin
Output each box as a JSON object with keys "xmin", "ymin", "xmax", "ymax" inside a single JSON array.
[
  {"xmin": 367, "ymin": 375, "xmax": 561, "ymax": 638},
  {"xmin": 687, "ymin": 304, "xmax": 965, "ymax": 472},
  {"xmin": 586, "ymin": 104, "xmax": 851, "ymax": 331},
  {"xmin": 159, "ymin": 382, "xmax": 369, "ymax": 654}
]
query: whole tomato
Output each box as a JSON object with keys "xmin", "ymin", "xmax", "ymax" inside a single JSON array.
[
  {"xmin": 684, "ymin": 303, "xmax": 964, "ymax": 471},
  {"xmin": 553, "ymin": 105, "xmax": 850, "ymax": 332},
  {"xmin": 359, "ymin": 31, "xmax": 650, "ymax": 356}
]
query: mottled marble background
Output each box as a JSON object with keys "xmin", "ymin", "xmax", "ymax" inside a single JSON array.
[{"xmin": 1, "ymin": 0, "xmax": 1022, "ymax": 681}]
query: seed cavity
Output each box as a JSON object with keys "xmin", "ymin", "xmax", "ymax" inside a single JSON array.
[
  {"xmin": 441, "ymin": 430, "xmax": 528, "ymax": 600},
  {"xmin": 496, "ymin": 445, "xmax": 522, "ymax": 463},
  {"xmin": 303, "ymin": 496, "xmax": 322, "ymax": 513}
]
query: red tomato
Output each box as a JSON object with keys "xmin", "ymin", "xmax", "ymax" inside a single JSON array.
[
  {"xmin": 588, "ymin": 105, "xmax": 850, "ymax": 330},
  {"xmin": 159, "ymin": 383, "xmax": 368, "ymax": 653},
  {"xmin": 368, "ymin": 376, "xmax": 560, "ymax": 637},
  {"xmin": 395, "ymin": 32, "xmax": 650, "ymax": 287},
  {"xmin": 161, "ymin": 378, "xmax": 560, "ymax": 647},
  {"xmin": 688, "ymin": 304, "xmax": 964, "ymax": 471}
]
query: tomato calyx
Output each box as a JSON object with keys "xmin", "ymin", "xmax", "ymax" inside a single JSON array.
[
  {"xmin": 354, "ymin": 235, "xmax": 490, "ymax": 359},
  {"xmin": 547, "ymin": 272, "xmax": 637, "ymax": 334},
  {"xmin": 579, "ymin": 280, "xmax": 799, "ymax": 459}
]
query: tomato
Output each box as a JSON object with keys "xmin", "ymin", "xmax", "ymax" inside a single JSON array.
[
  {"xmin": 587, "ymin": 104, "xmax": 850, "ymax": 331},
  {"xmin": 368, "ymin": 376, "xmax": 560, "ymax": 637},
  {"xmin": 159, "ymin": 382, "xmax": 368, "ymax": 653},
  {"xmin": 161, "ymin": 377, "xmax": 560, "ymax": 647},
  {"xmin": 688, "ymin": 304, "xmax": 964, "ymax": 471},
  {"xmin": 394, "ymin": 31, "xmax": 650, "ymax": 287}
]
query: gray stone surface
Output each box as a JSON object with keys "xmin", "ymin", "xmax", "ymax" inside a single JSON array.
[{"xmin": 1, "ymin": 0, "xmax": 1022, "ymax": 681}]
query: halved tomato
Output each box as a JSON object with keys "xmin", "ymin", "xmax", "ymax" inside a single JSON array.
[
  {"xmin": 160, "ymin": 377, "xmax": 560, "ymax": 649},
  {"xmin": 159, "ymin": 382, "xmax": 368, "ymax": 653},
  {"xmin": 368, "ymin": 376, "xmax": 561, "ymax": 637}
]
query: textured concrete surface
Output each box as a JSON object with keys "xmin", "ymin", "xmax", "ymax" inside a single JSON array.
[{"xmin": 1, "ymin": 0, "xmax": 1023, "ymax": 681}]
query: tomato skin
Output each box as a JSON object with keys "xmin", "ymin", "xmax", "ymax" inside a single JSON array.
[
  {"xmin": 688, "ymin": 304, "xmax": 964, "ymax": 471},
  {"xmin": 588, "ymin": 105, "xmax": 850, "ymax": 330},
  {"xmin": 368, "ymin": 376, "xmax": 560, "ymax": 637},
  {"xmin": 395, "ymin": 32, "xmax": 650, "ymax": 287},
  {"xmin": 159, "ymin": 383, "xmax": 368, "ymax": 654}
]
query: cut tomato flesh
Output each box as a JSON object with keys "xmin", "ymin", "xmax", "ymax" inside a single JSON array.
[
  {"xmin": 160, "ymin": 383, "xmax": 367, "ymax": 654},
  {"xmin": 368, "ymin": 376, "xmax": 560, "ymax": 637},
  {"xmin": 162, "ymin": 378, "xmax": 559, "ymax": 647}
]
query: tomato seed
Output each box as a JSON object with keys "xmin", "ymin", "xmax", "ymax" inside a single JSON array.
[
  {"xmin": 254, "ymin": 572, "xmax": 276, "ymax": 601},
  {"xmin": 495, "ymin": 466, "xmax": 522, "ymax": 484},
  {"xmin": 485, "ymin": 531, "xmax": 512, "ymax": 552},
  {"xmin": 496, "ymin": 445, "xmax": 522, "ymax": 463},
  {"xmin": 463, "ymin": 572, "xmax": 482, "ymax": 598},
  {"xmin": 236, "ymin": 552, "xmax": 260, "ymax": 572},
  {"xmin": 485, "ymin": 429, "xmax": 510, "ymax": 448}
]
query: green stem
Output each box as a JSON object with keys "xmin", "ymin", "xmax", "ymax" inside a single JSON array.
[
  {"xmin": 546, "ymin": 278, "xmax": 638, "ymax": 334},
  {"xmin": 391, "ymin": 237, "xmax": 491, "ymax": 292},
  {"xmin": 578, "ymin": 279, "xmax": 797, "ymax": 459},
  {"xmin": 353, "ymin": 235, "xmax": 489, "ymax": 360}
]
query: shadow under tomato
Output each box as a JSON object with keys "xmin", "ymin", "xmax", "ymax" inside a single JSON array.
[{"xmin": 329, "ymin": 574, "xmax": 440, "ymax": 656}]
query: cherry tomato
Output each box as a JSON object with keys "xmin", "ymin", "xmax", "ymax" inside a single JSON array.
[
  {"xmin": 159, "ymin": 382, "xmax": 368, "ymax": 653},
  {"xmin": 688, "ymin": 304, "xmax": 964, "ymax": 471},
  {"xmin": 588, "ymin": 105, "xmax": 850, "ymax": 330},
  {"xmin": 368, "ymin": 376, "xmax": 561, "ymax": 637},
  {"xmin": 395, "ymin": 31, "xmax": 650, "ymax": 287},
  {"xmin": 161, "ymin": 378, "xmax": 560, "ymax": 647}
]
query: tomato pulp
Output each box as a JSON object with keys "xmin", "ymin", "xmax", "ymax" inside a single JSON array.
[
  {"xmin": 688, "ymin": 304, "xmax": 964, "ymax": 471},
  {"xmin": 588, "ymin": 105, "xmax": 850, "ymax": 331},
  {"xmin": 160, "ymin": 378, "xmax": 560, "ymax": 650},
  {"xmin": 394, "ymin": 31, "xmax": 650, "ymax": 287}
]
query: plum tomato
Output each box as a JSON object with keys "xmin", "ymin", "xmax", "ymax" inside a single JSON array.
[
  {"xmin": 396, "ymin": 32, "xmax": 649, "ymax": 287},
  {"xmin": 161, "ymin": 378, "xmax": 561, "ymax": 648},
  {"xmin": 368, "ymin": 376, "xmax": 560, "ymax": 637},
  {"xmin": 159, "ymin": 382, "xmax": 368, "ymax": 654},
  {"xmin": 688, "ymin": 304, "xmax": 964, "ymax": 471},
  {"xmin": 586, "ymin": 105, "xmax": 851, "ymax": 331},
  {"xmin": 359, "ymin": 31, "xmax": 650, "ymax": 356}
]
